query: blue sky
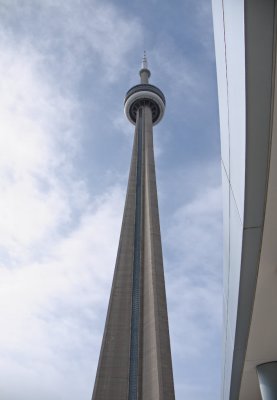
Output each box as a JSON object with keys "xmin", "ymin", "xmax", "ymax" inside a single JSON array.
[{"xmin": 0, "ymin": 1, "xmax": 222, "ymax": 399}]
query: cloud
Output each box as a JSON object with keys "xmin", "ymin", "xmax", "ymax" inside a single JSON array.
[
  {"xmin": 0, "ymin": 185, "xmax": 124, "ymax": 400},
  {"xmin": 167, "ymin": 184, "xmax": 222, "ymax": 274},
  {"xmin": 0, "ymin": 0, "xmax": 143, "ymax": 82},
  {"xmin": 0, "ymin": 36, "xmax": 80, "ymax": 262},
  {"xmin": 0, "ymin": 2, "xmax": 139, "ymax": 398},
  {"xmin": 0, "ymin": 0, "xmax": 143, "ymax": 260},
  {"xmin": 163, "ymin": 176, "xmax": 222, "ymax": 399},
  {"xmin": 0, "ymin": 1, "xmax": 221, "ymax": 400}
]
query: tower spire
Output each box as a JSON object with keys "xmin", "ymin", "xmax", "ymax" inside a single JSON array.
[
  {"xmin": 139, "ymin": 51, "xmax": 151, "ymax": 84},
  {"xmin": 141, "ymin": 50, "xmax": 148, "ymax": 70}
]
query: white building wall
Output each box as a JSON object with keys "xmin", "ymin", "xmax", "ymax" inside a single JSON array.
[
  {"xmin": 211, "ymin": 1, "xmax": 245, "ymax": 398},
  {"xmin": 212, "ymin": 1, "xmax": 276, "ymax": 399}
]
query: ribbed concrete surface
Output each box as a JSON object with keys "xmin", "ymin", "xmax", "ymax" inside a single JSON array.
[{"xmin": 92, "ymin": 105, "xmax": 175, "ymax": 400}]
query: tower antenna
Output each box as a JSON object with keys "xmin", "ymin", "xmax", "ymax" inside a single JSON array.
[
  {"xmin": 139, "ymin": 50, "xmax": 151, "ymax": 83},
  {"xmin": 142, "ymin": 50, "xmax": 148, "ymax": 70}
]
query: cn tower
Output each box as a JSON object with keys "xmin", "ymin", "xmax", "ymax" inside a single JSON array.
[{"xmin": 92, "ymin": 53, "xmax": 175, "ymax": 400}]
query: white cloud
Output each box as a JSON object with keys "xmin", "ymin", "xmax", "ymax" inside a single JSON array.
[
  {"xmin": 0, "ymin": 0, "xmax": 143, "ymax": 82},
  {"xmin": 168, "ymin": 185, "xmax": 222, "ymax": 273},
  {"xmin": 113, "ymin": 114, "xmax": 133, "ymax": 138},
  {"xmin": 165, "ymin": 183, "xmax": 222, "ymax": 359},
  {"xmin": 0, "ymin": 184, "xmax": 125, "ymax": 399},
  {"xmin": 0, "ymin": 1, "xmax": 221, "ymax": 399},
  {"xmin": 0, "ymin": 2, "xmax": 138, "ymax": 398},
  {"xmin": 0, "ymin": 36, "xmax": 80, "ymax": 262}
]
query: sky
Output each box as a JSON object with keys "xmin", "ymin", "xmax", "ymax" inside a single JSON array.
[{"xmin": 0, "ymin": 1, "xmax": 222, "ymax": 399}]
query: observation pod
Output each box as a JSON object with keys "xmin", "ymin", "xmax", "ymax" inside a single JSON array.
[
  {"xmin": 124, "ymin": 54, "xmax": 165, "ymax": 126},
  {"xmin": 92, "ymin": 54, "xmax": 175, "ymax": 400},
  {"xmin": 124, "ymin": 83, "xmax": 166, "ymax": 126}
]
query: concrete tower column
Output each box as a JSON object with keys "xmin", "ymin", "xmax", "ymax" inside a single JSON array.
[
  {"xmin": 257, "ymin": 362, "xmax": 277, "ymax": 400},
  {"xmin": 91, "ymin": 54, "xmax": 174, "ymax": 400}
]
